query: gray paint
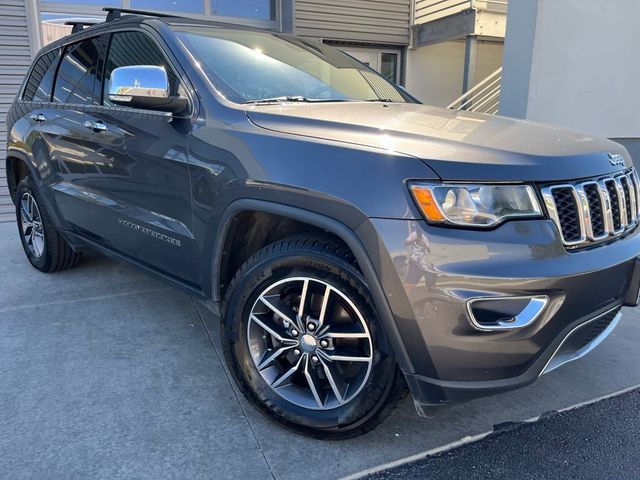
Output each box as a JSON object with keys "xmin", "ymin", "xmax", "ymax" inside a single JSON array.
[
  {"xmin": 294, "ymin": 0, "xmax": 411, "ymax": 45},
  {"xmin": 500, "ymin": 0, "xmax": 539, "ymax": 119}
]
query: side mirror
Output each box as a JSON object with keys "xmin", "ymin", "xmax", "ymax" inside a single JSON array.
[{"xmin": 108, "ymin": 65, "xmax": 188, "ymax": 114}]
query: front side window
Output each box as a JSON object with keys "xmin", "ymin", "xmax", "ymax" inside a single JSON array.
[
  {"xmin": 23, "ymin": 49, "xmax": 60, "ymax": 102},
  {"xmin": 103, "ymin": 31, "xmax": 180, "ymax": 106},
  {"xmin": 174, "ymin": 28, "xmax": 410, "ymax": 104},
  {"xmin": 52, "ymin": 38, "xmax": 100, "ymax": 104}
]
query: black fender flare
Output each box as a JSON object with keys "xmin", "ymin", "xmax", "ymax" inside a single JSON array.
[
  {"xmin": 211, "ymin": 198, "xmax": 414, "ymax": 373},
  {"xmin": 5, "ymin": 148, "xmax": 68, "ymax": 235}
]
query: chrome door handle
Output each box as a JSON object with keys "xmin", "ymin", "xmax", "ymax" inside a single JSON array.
[
  {"xmin": 30, "ymin": 113, "xmax": 46, "ymax": 123},
  {"xmin": 83, "ymin": 120, "xmax": 108, "ymax": 132}
]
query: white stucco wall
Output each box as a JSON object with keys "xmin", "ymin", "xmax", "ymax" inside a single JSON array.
[
  {"xmin": 406, "ymin": 40, "xmax": 503, "ymax": 107},
  {"xmin": 502, "ymin": 0, "xmax": 639, "ymax": 139}
]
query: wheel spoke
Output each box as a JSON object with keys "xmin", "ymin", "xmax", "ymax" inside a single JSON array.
[
  {"xmin": 257, "ymin": 344, "xmax": 296, "ymax": 371},
  {"xmin": 303, "ymin": 355, "xmax": 325, "ymax": 408},
  {"xmin": 259, "ymin": 295, "xmax": 298, "ymax": 326},
  {"xmin": 319, "ymin": 357, "xmax": 347, "ymax": 405},
  {"xmin": 319, "ymin": 350, "xmax": 371, "ymax": 363},
  {"xmin": 298, "ymin": 278, "xmax": 309, "ymax": 318},
  {"xmin": 20, "ymin": 202, "xmax": 32, "ymax": 225},
  {"xmin": 317, "ymin": 284, "xmax": 332, "ymax": 327},
  {"xmin": 271, "ymin": 355, "xmax": 304, "ymax": 388},
  {"xmin": 32, "ymin": 231, "xmax": 45, "ymax": 257},
  {"xmin": 249, "ymin": 314, "xmax": 296, "ymax": 344}
]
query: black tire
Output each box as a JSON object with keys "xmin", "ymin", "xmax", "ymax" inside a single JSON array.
[
  {"xmin": 222, "ymin": 234, "xmax": 406, "ymax": 439},
  {"xmin": 15, "ymin": 176, "xmax": 82, "ymax": 273}
]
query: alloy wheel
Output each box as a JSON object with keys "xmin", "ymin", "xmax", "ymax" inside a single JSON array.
[
  {"xmin": 247, "ymin": 277, "xmax": 373, "ymax": 410},
  {"xmin": 20, "ymin": 192, "xmax": 45, "ymax": 258}
]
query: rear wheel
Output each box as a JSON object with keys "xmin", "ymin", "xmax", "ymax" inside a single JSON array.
[
  {"xmin": 223, "ymin": 235, "xmax": 405, "ymax": 438},
  {"xmin": 15, "ymin": 177, "xmax": 82, "ymax": 272}
]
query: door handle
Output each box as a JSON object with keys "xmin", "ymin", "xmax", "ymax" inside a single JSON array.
[
  {"xmin": 30, "ymin": 113, "xmax": 46, "ymax": 123},
  {"xmin": 83, "ymin": 120, "xmax": 108, "ymax": 132}
]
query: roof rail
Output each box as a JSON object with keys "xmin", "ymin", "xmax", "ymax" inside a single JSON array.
[
  {"xmin": 103, "ymin": 7, "xmax": 179, "ymax": 22},
  {"xmin": 65, "ymin": 19, "xmax": 102, "ymax": 34}
]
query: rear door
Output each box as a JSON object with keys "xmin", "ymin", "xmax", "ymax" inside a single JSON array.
[
  {"xmin": 24, "ymin": 37, "xmax": 101, "ymax": 232},
  {"xmin": 81, "ymin": 30, "xmax": 197, "ymax": 284}
]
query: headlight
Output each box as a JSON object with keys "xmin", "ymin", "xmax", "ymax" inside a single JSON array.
[{"xmin": 409, "ymin": 183, "xmax": 542, "ymax": 227}]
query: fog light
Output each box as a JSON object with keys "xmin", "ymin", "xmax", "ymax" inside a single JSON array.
[{"xmin": 467, "ymin": 296, "xmax": 549, "ymax": 331}]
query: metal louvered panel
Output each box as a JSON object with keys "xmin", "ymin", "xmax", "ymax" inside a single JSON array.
[
  {"xmin": 294, "ymin": 0, "xmax": 411, "ymax": 45},
  {"xmin": 1, "ymin": 0, "xmax": 33, "ymax": 220},
  {"xmin": 541, "ymin": 169, "xmax": 640, "ymax": 249}
]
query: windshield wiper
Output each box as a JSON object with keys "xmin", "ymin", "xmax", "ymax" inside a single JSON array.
[
  {"xmin": 244, "ymin": 96, "xmax": 354, "ymax": 105},
  {"xmin": 366, "ymin": 98, "xmax": 400, "ymax": 103},
  {"xmin": 244, "ymin": 96, "xmax": 310, "ymax": 105}
]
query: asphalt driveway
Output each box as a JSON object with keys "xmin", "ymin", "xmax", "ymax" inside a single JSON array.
[{"xmin": 1, "ymin": 221, "xmax": 639, "ymax": 479}]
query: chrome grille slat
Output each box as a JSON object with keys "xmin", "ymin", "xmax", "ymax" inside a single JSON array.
[{"xmin": 542, "ymin": 168, "xmax": 639, "ymax": 248}]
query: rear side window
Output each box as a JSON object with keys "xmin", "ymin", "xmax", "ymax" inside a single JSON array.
[
  {"xmin": 23, "ymin": 49, "xmax": 60, "ymax": 102},
  {"xmin": 103, "ymin": 31, "xmax": 180, "ymax": 106},
  {"xmin": 52, "ymin": 37, "xmax": 100, "ymax": 105}
]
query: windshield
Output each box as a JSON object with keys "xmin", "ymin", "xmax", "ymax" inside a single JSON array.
[{"xmin": 174, "ymin": 27, "xmax": 412, "ymax": 104}]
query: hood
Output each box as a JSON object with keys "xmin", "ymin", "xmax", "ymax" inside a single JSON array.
[{"xmin": 246, "ymin": 102, "xmax": 630, "ymax": 182}]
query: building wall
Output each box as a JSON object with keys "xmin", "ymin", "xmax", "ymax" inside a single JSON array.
[
  {"xmin": 502, "ymin": 0, "xmax": 640, "ymax": 139},
  {"xmin": 1, "ymin": 0, "xmax": 37, "ymax": 221},
  {"xmin": 405, "ymin": 40, "xmax": 503, "ymax": 106},
  {"xmin": 294, "ymin": 0, "xmax": 411, "ymax": 45}
]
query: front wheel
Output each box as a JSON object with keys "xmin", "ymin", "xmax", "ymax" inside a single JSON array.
[{"xmin": 222, "ymin": 235, "xmax": 405, "ymax": 439}]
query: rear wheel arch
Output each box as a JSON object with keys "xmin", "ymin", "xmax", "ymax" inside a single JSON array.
[
  {"xmin": 6, "ymin": 154, "xmax": 32, "ymax": 204},
  {"xmin": 211, "ymin": 199, "xmax": 414, "ymax": 373}
]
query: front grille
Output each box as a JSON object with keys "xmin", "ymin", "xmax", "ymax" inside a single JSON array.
[
  {"xmin": 541, "ymin": 169, "xmax": 640, "ymax": 248},
  {"xmin": 583, "ymin": 183, "xmax": 606, "ymax": 237},
  {"xmin": 551, "ymin": 188, "xmax": 581, "ymax": 242}
]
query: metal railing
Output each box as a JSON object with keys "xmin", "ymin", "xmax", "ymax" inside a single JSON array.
[
  {"xmin": 447, "ymin": 66, "xmax": 502, "ymax": 114},
  {"xmin": 414, "ymin": 0, "xmax": 507, "ymax": 25}
]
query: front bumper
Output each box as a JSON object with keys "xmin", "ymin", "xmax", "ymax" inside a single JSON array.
[{"xmin": 356, "ymin": 218, "xmax": 640, "ymax": 413}]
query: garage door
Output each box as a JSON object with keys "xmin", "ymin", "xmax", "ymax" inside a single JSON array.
[{"xmin": 1, "ymin": 1, "xmax": 33, "ymax": 222}]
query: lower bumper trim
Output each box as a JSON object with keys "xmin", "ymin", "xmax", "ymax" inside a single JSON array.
[{"xmin": 540, "ymin": 306, "xmax": 622, "ymax": 375}]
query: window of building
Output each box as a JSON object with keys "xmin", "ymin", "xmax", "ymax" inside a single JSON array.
[
  {"xmin": 52, "ymin": 38, "xmax": 100, "ymax": 104},
  {"xmin": 381, "ymin": 52, "xmax": 400, "ymax": 84},
  {"xmin": 103, "ymin": 31, "xmax": 180, "ymax": 106},
  {"xmin": 211, "ymin": 0, "xmax": 275, "ymax": 20},
  {"xmin": 129, "ymin": 0, "xmax": 204, "ymax": 14},
  {"xmin": 23, "ymin": 49, "xmax": 60, "ymax": 102}
]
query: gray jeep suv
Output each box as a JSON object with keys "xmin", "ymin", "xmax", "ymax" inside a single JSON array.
[{"xmin": 6, "ymin": 8, "xmax": 640, "ymax": 438}]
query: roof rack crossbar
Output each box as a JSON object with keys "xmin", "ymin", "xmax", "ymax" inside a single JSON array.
[
  {"xmin": 65, "ymin": 19, "xmax": 102, "ymax": 34},
  {"xmin": 103, "ymin": 7, "xmax": 179, "ymax": 22}
]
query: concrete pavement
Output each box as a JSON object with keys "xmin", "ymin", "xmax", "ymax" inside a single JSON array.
[{"xmin": 0, "ymin": 221, "xmax": 639, "ymax": 479}]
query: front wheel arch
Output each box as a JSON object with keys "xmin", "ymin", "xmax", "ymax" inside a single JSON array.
[{"xmin": 211, "ymin": 199, "xmax": 414, "ymax": 374}]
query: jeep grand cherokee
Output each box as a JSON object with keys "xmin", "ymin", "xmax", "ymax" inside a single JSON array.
[{"xmin": 5, "ymin": 7, "xmax": 640, "ymax": 438}]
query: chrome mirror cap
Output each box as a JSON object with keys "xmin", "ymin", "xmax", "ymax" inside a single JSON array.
[
  {"xmin": 108, "ymin": 65, "xmax": 169, "ymax": 102},
  {"xmin": 107, "ymin": 65, "xmax": 188, "ymax": 114}
]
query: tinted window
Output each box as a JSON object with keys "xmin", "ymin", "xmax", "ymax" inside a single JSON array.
[
  {"xmin": 53, "ymin": 38, "xmax": 100, "ymax": 104},
  {"xmin": 103, "ymin": 31, "xmax": 179, "ymax": 106},
  {"xmin": 23, "ymin": 49, "xmax": 60, "ymax": 102}
]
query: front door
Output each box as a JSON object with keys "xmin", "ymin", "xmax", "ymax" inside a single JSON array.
[{"xmin": 81, "ymin": 30, "xmax": 197, "ymax": 284}]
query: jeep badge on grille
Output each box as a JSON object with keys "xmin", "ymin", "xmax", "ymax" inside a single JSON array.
[{"xmin": 609, "ymin": 153, "xmax": 625, "ymax": 166}]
